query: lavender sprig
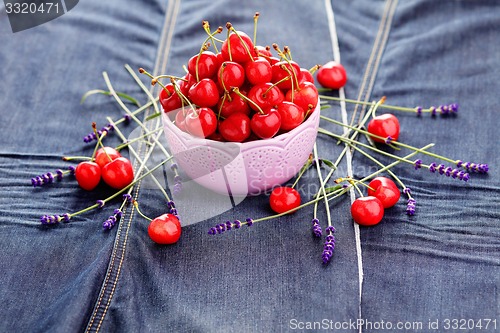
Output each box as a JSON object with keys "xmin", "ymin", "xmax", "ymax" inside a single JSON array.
[
  {"xmin": 31, "ymin": 167, "xmax": 74, "ymax": 187},
  {"xmin": 322, "ymin": 226, "xmax": 336, "ymax": 264},
  {"xmin": 207, "ymin": 218, "xmax": 252, "ymax": 235},
  {"xmin": 311, "ymin": 218, "xmax": 322, "ymax": 237}
]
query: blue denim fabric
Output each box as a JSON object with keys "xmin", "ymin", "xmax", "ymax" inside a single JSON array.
[{"xmin": 0, "ymin": 0, "xmax": 499, "ymax": 332}]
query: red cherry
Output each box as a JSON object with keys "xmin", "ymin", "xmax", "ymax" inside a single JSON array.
[
  {"xmin": 267, "ymin": 56, "xmax": 281, "ymax": 66},
  {"xmin": 299, "ymin": 68, "xmax": 315, "ymax": 84},
  {"xmin": 216, "ymin": 91, "xmax": 250, "ymax": 118},
  {"xmin": 221, "ymin": 31, "xmax": 255, "ymax": 64},
  {"xmin": 276, "ymin": 101, "xmax": 305, "ymax": 131},
  {"xmin": 250, "ymin": 108, "xmax": 281, "ymax": 139},
  {"xmin": 271, "ymin": 61, "xmax": 301, "ymax": 90},
  {"xmin": 366, "ymin": 113, "xmax": 400, "ymax": 143},
  {"xmin": 269, "ymin": 186, "xmax": 301, "ymax": 214},
  {"xmin": 188, "ymin": 78, "xmax": 219, "ymax": 107},
  {"xmin": 187, "ymin": 51, "xmax": 218, "ymax": 80},
  {"xmin": 101, "ymin": 157, "xmax": 134, "ymax": 190},
  {"xmin": 247, "ymin": 82, "xmax": 284, "ymax": 112},
  {"xmin": 148, "ymin": 213, "xmax": 182, "ymax": 245},
  {"xmin": 316, "ymin": 61, "xmax": 347, "ymax": 89},
  {"xmin": 255, "ymin": 45, "xmax": 272, "ymax": 58},
  {"xmin": 284, "ymin": 82, "xmax": 319, "ymax": 115},
  {"xmin": 219, "ymin": 113, "xmax": 251, "ymax": 142},
  {"xmin": 159, "ymin": 84, "xmax": 182, "ymax": 112},
  {"xmin": 184, "ymin": 107, "xmax": 217, "ymax": 138},
  {"xmin": 174, "ymin": 109, "xmax": 188, "ymax": 132},
  {"xmin": 75, "ymin": 161, "xmax": 101, "ymax": 191},
  {"xmin": 350, "ymin": 196, "xmax": 384, "ymax": 226},
  {"xmin": 218, "ymin": 61, "xmax": 245, "ymax": 90},
  {"xmin": 207, "ymin": 131, "xmax": 225, "ymax": 142},
  {"xmin": 244, "ymin": 57, "xmax": 272, "ymax": 85},
  {"xmin": 367, "ymin": 177, "xmax": 401, "ymax": 208},
  {"xmin": 178, "ymin": 73, "xmax": 196, "ymax": 96},
  {"xmin": 95, "ymin": 147, "xmax": 122, "ymax": 169}
]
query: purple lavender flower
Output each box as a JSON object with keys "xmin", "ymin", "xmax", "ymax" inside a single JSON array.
[
  {"xmin": 322, "ymin": 226, "xmax": 336, "ymax": 264},
  {"xmin": 403, "ymin": 187, "xmax": 411, "ymax": 195},
  {"xmin": 311, "ymin": 218, "xmax": 322, "ymax": 237},
  {"xmin": 406, "ymin": 198, "xmax": 416, "ymax": 216},
  {"xmin": 207, "ymin": 219, "xmax": 249, "ymax": 235},
  {"xmin": 83, "ymin": 122, "xmax": 116, "ymax": 143},
  {"xmin": 414, "ymin": 159, "xmax": 423, "ymax": 170},
  {"xmin": 40, "ymin": 214, "xmax": 67, "ymax": 225},
  {"xmin": 415, "ymin": 106, "xmax": 422, "ymax": 116},
  {"xmin": 31, "ymin": 168, "xmax": 71, "ymax": 187},
  {"xmin": 385, "ymin": 136, "xmax": 394, "ymax": 145},
  {"xmin": 457, "ymin": 160, "xmax": 489, "ymax": 174},
  {"xmin": 96, "ymin": 200, "xmax": 105, "ymax": 208},
  {"xmin": 427, "ymin": 162, "xmax": 470, "ymax": 182},
  {"xmin": 123, "ymin": 193, "xmax": 133, "ymax": 203},
  {"xmin": 430, "ymin": 106, "xmax": 437, "ymax": 116}
]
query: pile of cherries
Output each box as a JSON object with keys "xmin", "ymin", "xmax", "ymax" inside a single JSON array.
[
  {"xmin": 159, "ymin": 25, "xmax": 324, "ymax": 142},
  {"xmin": 74, "ymin": 146, "xmax": 134, "ymax": 191}
]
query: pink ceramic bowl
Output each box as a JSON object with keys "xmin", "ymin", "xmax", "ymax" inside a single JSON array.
[{"xmin": 162, "ymin": 101, "xmax": 320, "ymax": 196}]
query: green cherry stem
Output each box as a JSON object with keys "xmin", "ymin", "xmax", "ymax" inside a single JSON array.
[
  {"xmin": 291, "ymin": 155, "xmax": 313, "ymax": 188},
  {"xmin": 64, "ymin": 155, "xmax": 173, "ymax": 221},
  {"xmin": 319, "ymin": 94, "xmax": 439, "ymax": 114},
  {"xmin": 320, "ymin": 115, "xmax": 458, "ymax": 165},
  {"xmin": 313, "ymin": 143, "xmax": 332, "ymax": 229},
  {"xmin": 107, "ymin": 116, "xmax": 171, "ymax": 202},
  {"xmin": 253, "ymin": 12, "xmax": 259, "ymax": 45},
  {"xmin": 227, "ymin": 23, "xmax": 254, "ymax": 62},
  {"xmin": 232, "ymin": 87, "xmax": 265, "ymax": 114},
  {"xmin": 133, "ymin": 200, "xmax": 153, "ymax": 222},
  {"xmin": 319, "ymin": 127, "xmax": 437, "ymax": 169},
  {"xmin": 102, "ymin": 72, "xmax": 173, "ymax": 162},
  {"xmin": 80, "ymin": 89, "xmax": 141, "ymax": 107}
]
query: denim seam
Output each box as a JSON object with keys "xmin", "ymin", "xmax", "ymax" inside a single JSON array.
[
  {"xmin": 350, "ymin": 1, "xmax": 398, "ymax": 333},
  {"xmin": 84, "ymin": 1, "xmax": 182, "ymax": 331},
  {"xmin": 325, "ymin": 1, "xmax": 364, "ymax": 330},
  {"xmin": 352, "ymin": 0, "xmax": 399, "ymax": 122}
]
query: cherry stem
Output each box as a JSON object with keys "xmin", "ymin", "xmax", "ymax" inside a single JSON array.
[
  {"xmin": 320, "ymin": 115, "xmax": 457, "ymax": 164},
  {"xmin": 133, "ymin": 200, "xmax": 153, "ymax": 222},
  {"xmin": 231, "ymin": 87, "xmax": 265, "ymax": 114},
  {"xmin": 62, "ymin": 156, "xmax": 92, "ymax": 161},
  {"xmin": 228, "ymin": 26, "xmax": 254, "ymax": 62},
  {"xmin": 108, "ymin": 116, "xmax": 171, "ymax": 202},
  {"xmin": 309, "ymin": 64, "xmax": 321, "ymax": 74},
  {"xmin": 103, "ymin": 71, "xmax": 173, "ymax": 163},
  {"xmin": 263, "ymin": 76, "xmax": 289, "ymax": 97},
  {"xmin": 253, "ymin": 12, "xmax": 260, "ymax": 46},
  {"xmin": 169, "ymin": 78, "xmax": 197, "ymax": 115},
  {"xmin": 217, "ymin": 93, "xmax": 228, "ymax": 120},
  {"xmin": 225, "ymin": 22, "xmax": 233, "ymax": 62},
  {"xmin": 65, "ymin": 155, "xmax": 173, "ymax": 220},
  {"xmin": 319, "ymin": 127, "xmax": 439, "ymax": 169},
  {"xmin": 347, "ymin": 141, "xmax": 410, "ymax": 194},
  {"xmin": 313, "ymin": 143, "xmax": 332, "ymax": 228},
  {"xmin": 291, "ymin": 154, "xmax": 313, "ymax": 188},
  {"xmin": 91, "ymin": 122, "xmax": 111, "ymax": 161},
  {"xmin": 114, "ymin": 127, "xmax": 163, "ymax": 151},
  {"xmin": 319, "ymin": 94, "xmax": 440, "ymax": 114},
  {"xmin": 202, "ymin": 21, "xmax": 223, "ymax": 52}
]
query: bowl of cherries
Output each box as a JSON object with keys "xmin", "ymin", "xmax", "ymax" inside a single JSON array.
[{"xmin": 158, "ymin": 23, "xmax": 320, "ymax": 196}]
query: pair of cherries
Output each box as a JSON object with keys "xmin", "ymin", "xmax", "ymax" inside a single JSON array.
[
  {"xmin": 160, "ymin": 28, "xmax": 321, "ymax": 143},
  {"xmin": 74, "ymin": 147, "xmax": 134, "ymax": 191},
  {"xmin": 350, "ymin": 176, "xmax": 401, "ymax": 226}
]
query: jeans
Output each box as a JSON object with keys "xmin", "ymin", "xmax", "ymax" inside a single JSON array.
[{"xmin": 0, "ymin": 0, "xmax": 499, "ymax": 332}]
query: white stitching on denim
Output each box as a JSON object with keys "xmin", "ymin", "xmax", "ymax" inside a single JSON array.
[
  {"xmin": 85, "ymin": 1, "xmax": 181, "ymax": 332},
  {"xmin": 352, "ymin": 0, "xmax": 398, "ymax": 126},
  {"xmin": 324, "ymin": 2, "xmax": 363, "ymax": 331}
]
